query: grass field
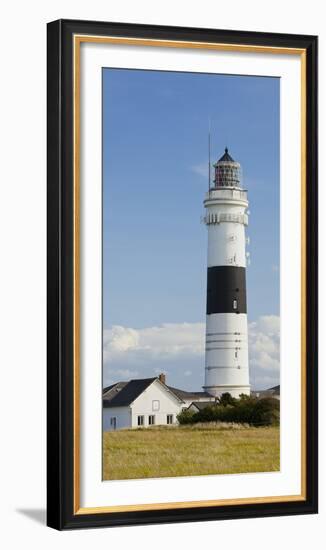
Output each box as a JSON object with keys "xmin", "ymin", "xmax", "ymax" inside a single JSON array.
[{"xmin": 103, "ymin": 423, "xmax": 280, "ymax": 480}]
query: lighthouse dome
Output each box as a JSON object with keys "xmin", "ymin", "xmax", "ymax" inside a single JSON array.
[{"xmin": 213, "ymin": 147, "xmax": 242, "ymax": 188}]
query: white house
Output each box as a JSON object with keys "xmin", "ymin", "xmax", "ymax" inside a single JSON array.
[
  {"xmin": 103, "ymin": 373, "xmax": 279, "ymax": 430},
  {"xmin": 103, "ymin": 373, "xmax": 215, "ymax": 431}
]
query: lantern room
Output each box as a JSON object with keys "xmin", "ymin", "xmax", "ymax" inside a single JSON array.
[{"xmin": 213, "ymin": 148, "xmax": 242, "ymax": 188}]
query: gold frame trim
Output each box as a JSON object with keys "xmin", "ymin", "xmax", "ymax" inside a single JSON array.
[{"xmin": 73, "ymin": 35, "xmax": 307, "ymax": 515}]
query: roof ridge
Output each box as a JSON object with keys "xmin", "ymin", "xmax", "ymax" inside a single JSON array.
[{"xmin": 127, "ymin": 376, "xmax": 156, "ymax": 383}]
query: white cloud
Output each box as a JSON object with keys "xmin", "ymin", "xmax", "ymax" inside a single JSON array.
[
  {"xmin": 103, "ymin": 316, "xmax": 280, "ymax": 391},
  {"xmin": 190, "ymin": 162, "xmax": 209, "ymax": 178},
  {"xmin": 111, "ymin": 368, "xmax": 139, "ymax": 379},
  {"xmin": 103, "ymin": 322, "xmax": 205, "ymax": 364},
  {"xmin": 103, "ymin": 323, "xmax": 205, "ymax": 387},
  {"xmin": 248, "ymin": 315, "xmax": 280, "ymax": 389},
  {"xmin": 105, "ymin": 326, "xmax": 139, "ymax": 354}
]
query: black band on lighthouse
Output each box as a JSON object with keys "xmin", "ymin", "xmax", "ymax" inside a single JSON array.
[{"xmin": 206, "ymin": 266, "xmax": 247, "ymax": 314}]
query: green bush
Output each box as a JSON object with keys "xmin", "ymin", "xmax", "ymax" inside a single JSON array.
[
  {"xmin": 177, "ymin": 409, "xmax": 196, "ymax": 425},
  {"xmin": 177, "ymin": 394, "xmax": 280, "ymax": 427}
]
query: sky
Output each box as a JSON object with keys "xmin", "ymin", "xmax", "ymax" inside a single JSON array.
[{"xmin": 102, "ymin": 68, "xmax": 280, "ymax": 391}]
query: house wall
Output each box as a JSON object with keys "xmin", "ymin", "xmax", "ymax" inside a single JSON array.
[
  {"xmin": 131, "ymin": 380, "xmax": 182, "ymax": 427},
  {"xmin": 103, "ymin": 406, "xmax": 131, "ymax": 431}
]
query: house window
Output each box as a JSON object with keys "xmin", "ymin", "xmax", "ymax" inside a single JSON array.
[
  {"xmin": 137, "ymin": 415, "xmax": 144, "ymax": 426},
  {"xmin": 110, "ymin": 417, "xmax": 117, "ymax": 430},
  {"xmin": 167, "ymin": 414, "xmax": 173, "ymax": 425},
  {"xmin": 148, "ymin": 415, "xmax": 155, "ymax": 425},
  {"xmin": 152, "ymin": 400, "xmax": 160, "ymax": 411}
]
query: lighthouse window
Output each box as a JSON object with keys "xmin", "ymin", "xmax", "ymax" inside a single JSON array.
[{"xmin": 233, "ymin": 299, "xmax": 238, "ymax": 310}]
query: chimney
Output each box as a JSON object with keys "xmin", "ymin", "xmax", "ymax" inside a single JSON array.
[{"xmin": 158, "ymin": 373, "xmax": 166, "ymax": 385}]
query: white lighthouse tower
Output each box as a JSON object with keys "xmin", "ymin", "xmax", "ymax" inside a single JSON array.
[{"xmin": 203, "ymin": 148, "xmax": 250, "ymax": 398}]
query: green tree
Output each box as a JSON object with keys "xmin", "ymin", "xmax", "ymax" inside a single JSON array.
[
  {"xmin": 238, "ymin": 393, "xmax": 251, "ymax": 401},
  {"xmin": 217, "ymin": 392, "xmax": 236, "ymax": 407},
  {"xmin": 250, "ymin": 397, "xmax": 280, "ymax": 426}
]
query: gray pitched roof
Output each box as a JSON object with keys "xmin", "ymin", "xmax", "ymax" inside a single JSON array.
[
  {"xmin": 268, "ymin": 385, "xmax": 280, "ymax": 395},
  {"xmin": 167, "ymin": 386, "xmax": 211, "ymax": 401},
  {"xmin": 251, "ymin": 385, "xmax": 280, "ymax": 397},
  {"xmin": 102, "ymin": 377, "xmax": 200, "ymax": 408},
  {"xmin": 189, "ymin": 401, "xmax": 216, "ymax": 411},
  {"xmin": 103, "ymin": 378, "xmax": 156, "ymax": 407},
  {"xmin": 103, "ymin": 381, "xmax": 128, "ymax": 402}
]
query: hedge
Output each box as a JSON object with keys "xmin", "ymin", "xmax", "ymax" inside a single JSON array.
[{"xmin": 177, "ymin": 395, "xmax": 280, "ymax": 427}]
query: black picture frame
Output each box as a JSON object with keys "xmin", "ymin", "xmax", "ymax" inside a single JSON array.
[{"xmin": 47, "ymin": 18, "xmax": 318, "ymax": 530}]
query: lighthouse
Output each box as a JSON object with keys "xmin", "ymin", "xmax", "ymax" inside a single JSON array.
[{"xmin": 203, "ymin": 148, "xmax": 250, "ymax": 398}]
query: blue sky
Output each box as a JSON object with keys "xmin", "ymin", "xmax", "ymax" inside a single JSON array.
[{"xmin": 102, "ymin": 68, "xmax": 280, "ymax": 390}]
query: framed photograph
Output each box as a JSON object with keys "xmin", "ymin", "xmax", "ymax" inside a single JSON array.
[{"xmin": 47, "ymin": 19, "xmax": 318, "ymax": 530}]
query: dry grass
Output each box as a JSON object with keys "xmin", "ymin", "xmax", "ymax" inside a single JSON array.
[{"xmin": 103, "ymin": 424, "xmax": 280, "ymax": 480}]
